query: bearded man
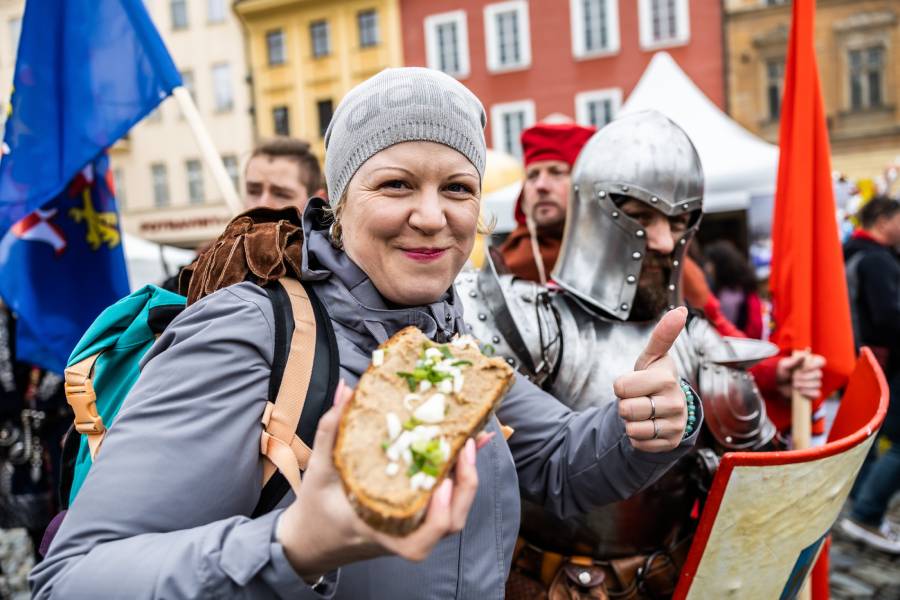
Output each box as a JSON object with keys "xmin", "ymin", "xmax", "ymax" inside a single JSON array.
[{"xmin": 459, "ymin": 111, "xmax": 783, "ymax": 599}]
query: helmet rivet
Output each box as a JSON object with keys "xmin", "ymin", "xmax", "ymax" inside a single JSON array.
[
  {"xmin": 651, "ymin": 196, "xmax": 659, "ymax": 204},
  {"xmin": 599, "ymin": 190, "xmax": 607, "ymax": 198},
  {"xmin": 632, "ymin": 251, "xmax": 642, "ymax": 260},
  {"xmin": 620, "ymin": 303, "xmax": 629, "ymax": 311},
  {"xmin": 682, "ymin": 203, "xmax": 689, "ymax": 210},
  {"xmin": 506, "ymin": 357, "xmax": 516, "ymax": 366},
  {"xmin": 636, "ymin": 230, "xmax": 645, "ymax": 238},
  {"xmin": 578, "ymin": 571, "xmax": 591, "ymax": 586},
  {"xmin": 611, "ymin": 211, "xmax": 619, "ymax": 218},
  {"xmin": 668, "ymin": 304, "xmax": 676, "ymax": 310},
  {"xmin": 679, "ymin": 238, "xmax": 687, "ymax": 245},
  {"xmin": 469, "ymin": 290, "xmax": 477, "ymax": 298},
  {"xmin": 668, "ymin": 284, "xmax": 676, "ymax": 291},
  {"xmin": 626, "ymin": 275, "xmax": 636, "ymax": 284},
  {"xmin": 478, "ymin": 313, "xmax": 487, "ymax": 321},
  {"xmin": 492, "ymin": 336, "xmax": 500, "ymax": 343},
  {"xmin": 673, "ymin": 259, "xmax": 680, "ymax": 267},
  {"xmin": 621, "ymin": 185, "xmax": 629, "ymax": 192}
]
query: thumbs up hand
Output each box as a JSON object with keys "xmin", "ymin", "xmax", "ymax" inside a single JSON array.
[{"xmin": 613, "ymin": 307, "xmax": 691, "ymax": 452}]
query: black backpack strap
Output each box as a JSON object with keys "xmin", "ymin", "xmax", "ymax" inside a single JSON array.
[{"xmin": 253, "ymin": 281, "xmax": 337, "ymax": 517}]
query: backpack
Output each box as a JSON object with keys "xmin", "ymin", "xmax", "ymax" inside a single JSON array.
[{"xmin": 40, "ymin": 276, "xmax": 338, "ymax": 555}]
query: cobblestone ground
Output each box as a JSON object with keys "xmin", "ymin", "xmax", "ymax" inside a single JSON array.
[{"xmin": 830, "ymin": 498, "xmax": 900, "ymax": 600}]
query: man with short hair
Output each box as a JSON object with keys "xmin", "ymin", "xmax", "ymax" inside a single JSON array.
[
  {"xmin": 498, "ymin": 122, "xmax": 595, "ymax": 282},
  {"xmin": 840, "ymin": 196, "xmax": 900, "ymax": 553},
  {"xmin": 244, "ymin": 137, "xmax": 325, "ymax": 211}
]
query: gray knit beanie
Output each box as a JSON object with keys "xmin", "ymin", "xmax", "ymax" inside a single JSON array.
[{"xmin": 324, "ymin": 67, "xmax": 487, "ymax": 204}]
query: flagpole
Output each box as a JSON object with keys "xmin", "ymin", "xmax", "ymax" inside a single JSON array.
[{"xmin": 172, "ymin": 87, "xmax": 243, "ymax": 216}]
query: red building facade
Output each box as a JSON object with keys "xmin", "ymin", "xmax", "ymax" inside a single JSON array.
[{"xmin": 400, "ymin": 0, "xmax": 724, "ymax": 158}]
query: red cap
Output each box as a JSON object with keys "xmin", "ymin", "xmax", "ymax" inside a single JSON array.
[{"xmin": 514, "ymin": 122, "xmax": 597, "ymax": 224}]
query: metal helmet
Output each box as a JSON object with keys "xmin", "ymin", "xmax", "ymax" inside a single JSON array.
[{"xmin": 551, "ymin": 110, "xmax": 704, "ymax": 320}]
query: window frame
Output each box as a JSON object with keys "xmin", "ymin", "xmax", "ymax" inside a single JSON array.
[
  {"xmin": 211, "ymin": 62, "xmax": 233, "ymax": 112},
  {"xmin": 764, "ymin": 57, "xmax": 785, "ymax": 121},
  {"xmin": 424, "ymin": 10, "xmax": 470, "ymax": 79},
  {"xmin": 358, "ymin": 9, "xmax": 379, "ymax": 48},
  {"xmin": 310, "ymin": 20, "xmax": 331, "ymax": 58},
  {"xmin": 570, "ymin": 0, "xmax": 620, "ymax": 59},
  {"xmin": 490, "ymin": 99, "xmax": 536, "ymax": 159},
  {"xmin": 574, "ymin": 88, "xmax": 622, "ymax": 129},
  {"xmin": 273, "ymin": 105, "xmax": 290, "ymax": 136},
  {"xmin": 484, "ymin": 1, "xmax": 532, "ymax": 74},
  {"xmin": 170, "ymin": 0, "xmax": 189, "ymax": 31},
  {"xmin": 266, "ymin": 29, "xmax": 286, "ymax": 66},
  {"xmin": 151, "ymin": 163, "xmax": 170, "ymax": 208},
  {"xmin": 637, "ymin": 0, "xmax": 690, "ymax": 50},
  {"xmin": 222, "ymin": 155, "xmax": 240, "ymax": 193},
  {"xmin": 207, "ymin": 0, "xmax": 226, "ymax": 24},
  {"xmin": 316, "ymin": 99, "xmax": 334, "ymax": 139},
  {"xmin": 847, "ymin": 45, "xmax": 886, "ymax": 112},
  {"xmin": 186, "ymin": 159, "xmax": 205, "ymax": 205}
]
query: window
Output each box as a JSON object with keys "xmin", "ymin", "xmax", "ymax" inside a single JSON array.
[
  {"xmin": 571, "ymin": 0, "xmax": 620, "ymax": 58},
  {"xmin": 273, "ymin": 106, "xmax": 290, "ymax": 136},
  {"xmin": 180, "ymin": 70, "xmax": 196, "ymax": 106},
  {"xmin": 484, "ymin": 1, "xmax": 531, "ymax": 72},
  {"xmin": 310, "ymin": 21, "xmax": 330, "ymax": 58},
  {"xmin": 765, "ymin": 58, "xmax": 785, "ymax": 120},
  {"xmin": 8, "ymin": 17, "xmax": 21, "ymax": 59},
  {"xmin": 765, "ymin": 0, "xmax": 788, "ymax": 5},
  {"xmin": 849, "ymin": 46, "xmax": 885, "ymax": 111},
  {"xmin": 317, "ymin": 99, "xmax": 334, "ymax": 138},
  {"xmin": 575, "ymin": 88, "xmax": 622, "ymax": 129},
  {"xmin": 186, "ymin": 160, "xmax": 205, "ymax": 205},
  {"xmin": 211, "ymin": 63, "xmax": 233, "ymax": 111},
  {"xmin": 638, "ymin": 0, "xmax": 690, "ymax": 49},
  {"xmin": 424, "ymin": 11, "xmax": 470, "ymax": 78},
  {"xmin": 171, "ymin": 0, "xmax": 188, "ymax": 30},
  {"xmin": 208, "ymin": 0, "xmax": 226, "ymax": 23},
  {"xmin": 490, "ymin": 100, "xmax": 535, "ymax": 159},
  {"xmin": 266, "ymin": 29, "xmax": 285, "ymax": 65},
  {"xmin": 113, "ymin": 168, "xmax": 126, "ymax": 209},
  {"xmin": 358, "ymin": 10, "xmax": 378, "ymax": 48},
  {"xmin": 151, "ymin": 163, "xmax": 170, "ymax": 207},
  {"xmin": 222, "ymin": 155, "xmax": 240, "ymax": 192}
]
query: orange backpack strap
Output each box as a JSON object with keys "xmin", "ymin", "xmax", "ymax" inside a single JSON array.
[
  {"xmin": 64, "ymin": 354, "xmax": 106, "ymax": 460},
  {"xmin": 259, "ymin": 278, "xmax": 317, "ymax": 498}
]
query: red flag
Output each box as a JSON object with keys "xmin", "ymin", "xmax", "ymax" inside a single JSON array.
[{"xmin": 769, "ymin": 0, "xmax": 855, "ymax": 411}]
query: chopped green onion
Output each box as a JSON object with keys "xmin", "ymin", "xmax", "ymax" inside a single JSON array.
[{"xmin": 451, "ymin": 360, "xmax": 473, "ymax": 367}]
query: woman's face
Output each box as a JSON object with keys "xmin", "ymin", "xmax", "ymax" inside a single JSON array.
[{"xmin": 340, "ymin": 141, "xmax": 481, "ymax": 306}]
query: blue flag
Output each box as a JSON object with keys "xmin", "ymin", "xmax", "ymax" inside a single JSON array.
[{"xmin": 0, "ymin": 0, "xmax": 182, "ymax": 373}]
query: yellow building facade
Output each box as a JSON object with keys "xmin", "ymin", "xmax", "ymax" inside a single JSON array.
[
  {"xmin": 235, "ymin": 0, "xmax": 403, "ymax": 162},
  {"xmin": 725, "ymin": 0, "xmax": 900, "ymax": 182}
]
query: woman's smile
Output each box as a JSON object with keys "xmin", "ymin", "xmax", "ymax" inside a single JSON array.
[{"xmin": 401, "ymin": 246, "xmax": 449, "ymax": 262}]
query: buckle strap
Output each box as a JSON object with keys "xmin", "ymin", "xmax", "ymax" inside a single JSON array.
[{"xmin": 64, "ymin": 355, "xmax": 105, "ymax": 460}]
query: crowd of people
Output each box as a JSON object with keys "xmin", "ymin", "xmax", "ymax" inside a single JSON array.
[{"xmin": 0, "ymin": 66, "xmax": 895, "ymax": 597}]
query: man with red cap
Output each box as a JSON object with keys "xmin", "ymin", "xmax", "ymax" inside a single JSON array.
[{"xmin": 498, "ymin": 121, "xmax": 596, "ymax": 282}]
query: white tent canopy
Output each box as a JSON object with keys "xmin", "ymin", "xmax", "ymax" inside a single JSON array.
[
  {"xmin": 619, "ymin": 52, "xmax": 779, "ymax": 213},
  {"xmin": 122, "ymin": 233, "xmax": 196, "ymax": 291}
]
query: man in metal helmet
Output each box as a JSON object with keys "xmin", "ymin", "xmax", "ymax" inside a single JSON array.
[{"xmin": 458, "ymin": 110, "xmax": 778, "ymax": 598}]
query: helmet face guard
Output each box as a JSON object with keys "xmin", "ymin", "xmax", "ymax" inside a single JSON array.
[{"xmin": 552, "ymin": 110, "xmax": 705, "ymax": 321}]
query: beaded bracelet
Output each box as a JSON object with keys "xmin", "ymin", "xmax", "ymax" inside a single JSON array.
[{"xmin": 680, "ymin": 380, "xmax": 699, "ymax": 439}]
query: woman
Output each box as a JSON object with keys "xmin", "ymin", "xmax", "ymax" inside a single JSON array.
[
  {"xmin": 703, "ymin": 240, "xmax": 764, "ymax": 340},
  {"xmin": 31, "ymin": 68, "xmax": 699, "ymax": 599}
]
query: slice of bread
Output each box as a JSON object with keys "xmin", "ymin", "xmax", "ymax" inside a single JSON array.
[{"xmin": 334, "ymin": 326, "xmax": 515, "ymax": 536}]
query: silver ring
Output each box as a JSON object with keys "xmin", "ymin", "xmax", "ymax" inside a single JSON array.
[
  {"xmin": 651, "ymin": 418, "xmax": 661, "ymax": 440},
  {"xmin": 648, "ymin": 396, "xmax": 656, "ymax": 420}
]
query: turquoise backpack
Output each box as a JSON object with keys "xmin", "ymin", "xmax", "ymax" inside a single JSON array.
[
  {"xmin": 52, "ymin": 279, "xmax": 337, "ymax": 513},
  {"xmin": 60, "ymin": 284, "xmax": 186, "ymax": 504}
]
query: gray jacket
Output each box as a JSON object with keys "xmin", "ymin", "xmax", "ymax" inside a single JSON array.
[{"xmin": 31, "ymin": 217, "xmax": 701, "ymax": 599}]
